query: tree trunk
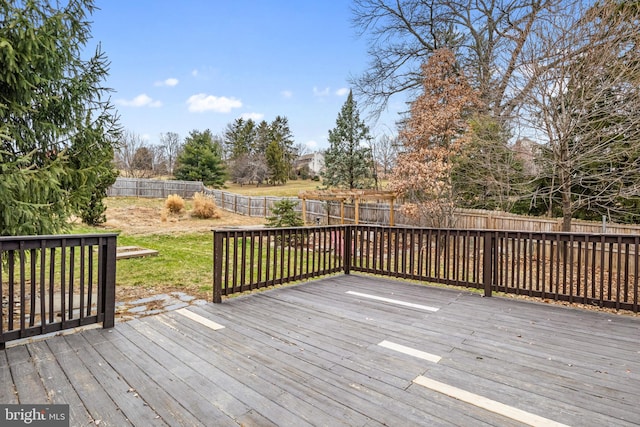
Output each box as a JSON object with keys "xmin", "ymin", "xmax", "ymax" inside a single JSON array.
[{"xmin": 561, "ymin": 180, "xmax": 572, "ymax": 232}]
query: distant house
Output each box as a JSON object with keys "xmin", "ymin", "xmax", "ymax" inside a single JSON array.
[{"xmin": 295, "ymin": 152, "xmax": 325, "ymax": 177}]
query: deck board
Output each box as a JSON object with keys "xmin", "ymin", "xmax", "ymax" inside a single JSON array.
[
  {"xmin": 2, "ymin": 274, "xmax": 639, "ymax": 426},
  {"xmin": 27, "ymin": 340, "xmax": 94, "ymax": 424},
  {"xmin": 5, "ymin": 344, "xmax": 49, "ymax": 404}
]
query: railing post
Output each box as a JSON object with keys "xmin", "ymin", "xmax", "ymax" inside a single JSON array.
[
  {"xmin": 483, "ymin": 231, "xmax": 494, "ymax": 297},
  {"xmin": 213, "ymin": 230, "xmax": 224, "ymax": 303},
  {"xmin": 344, "ymin": 226, "xmax": 352, "ymax": 274},
  {"xmin": 102, "ymin": 235, "xmax": 117, "ymax": 328}
]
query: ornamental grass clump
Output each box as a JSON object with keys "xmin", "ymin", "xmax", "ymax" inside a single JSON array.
[
  {"xmin": 165, "ymin": 194, "xmax": 185, "ymax": 214},
  {"xmin": 191, "ymin": 192, "xmax": 220, "ymax": 219}
]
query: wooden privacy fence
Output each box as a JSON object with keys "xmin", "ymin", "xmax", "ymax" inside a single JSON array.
[
  {"xmin": 108, "ymin": 181, "xmax": 640, "ymax": 234},
  {"xmin": 213, "ymin": 225, "xmax": 639, "ymax": 312},
  {"xmin": 108, "ymin": 177, "xmax": 206, "ymax": 198},
  {"xmin": 204, "ymin": 189, "xmax": 297, "ymax": 218},
  {"xmin": 1, "ymin": 234, "xmax": 117, "ymax": 348},
  {"xmin": 204, "ymin": 188, "xmax": 640, "ymax": 234}
]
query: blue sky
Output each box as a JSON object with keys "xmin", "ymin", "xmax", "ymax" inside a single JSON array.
[{"xmin": 87, "ymin": 1, "xmax": 402, "ymax": 151}]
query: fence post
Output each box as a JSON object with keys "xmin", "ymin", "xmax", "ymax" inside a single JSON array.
[
  {"xmin": 213, "ymin": 231, "xmax": 223, "ymax": 303},
  {"xmin": 344, "ymin": 226, "xmax": 352, "ymax": 274},
  {"xmin": 482, "ymin": 231, "xmax": 494, "ymax": 297},
  {"xmin": 102, "ymin": 235, "xmax": 117, "ymax": 328}
]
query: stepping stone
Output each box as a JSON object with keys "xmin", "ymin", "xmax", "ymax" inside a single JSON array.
[{"xmin": 116, "ymin": 246, "xmax": 159, "ymax": 260}]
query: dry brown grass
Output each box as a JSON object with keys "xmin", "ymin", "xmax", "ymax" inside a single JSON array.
[
  {"xmin": 191, "ymin": 192, "xmax": 220, "ymax": 219},
  {"xmin": 103, "ymin": 197, "xmax": 264, "ymax": 235},
  {"xmin": 165, "ymin": 194, "xmax": 185, "ymax": 214}
]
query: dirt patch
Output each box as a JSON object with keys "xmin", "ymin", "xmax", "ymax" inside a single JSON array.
[{"xmin": 101, "ymin": 197, "xmax": 265, "ymax": 235}]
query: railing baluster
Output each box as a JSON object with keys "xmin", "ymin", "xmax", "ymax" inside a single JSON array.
[
  {"xmin": 208, "ymin": 225, "xmax": 639, "ymax": 313},
  {"xmin": 80, "ymin": 240, "xmax": 86, "ymax": 321},
  {"xmin": 1, "ymin": 234, "xmax": 117, "ymax": 346},
  {"xmin": 39, "ymin": 240, "xmax": 46, "ymax": 333}
]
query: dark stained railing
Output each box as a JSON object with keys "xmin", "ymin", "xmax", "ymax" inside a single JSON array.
[
  {"xmin": 1, "ymin": 234, "xmax": 117, "ymax": 348},
  {"xmin": 212, "ymin": 226, "xmax": 345, "ymax": 302},
  {"xmin": 214, "ymin": 225, "xmax": 639, "ymax": 312}
]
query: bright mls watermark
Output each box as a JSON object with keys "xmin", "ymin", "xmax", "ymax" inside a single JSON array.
[{"xmin": 0, "ymin": 405, "xmax": 69, "ymax": 426}]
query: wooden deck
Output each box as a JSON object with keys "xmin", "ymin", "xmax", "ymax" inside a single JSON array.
[{"xmin": 1, "ymin": 274, "xmax": 639, "ymax": 426}]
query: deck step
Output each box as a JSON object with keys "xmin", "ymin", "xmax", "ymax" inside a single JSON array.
[{"xmin": 116, "ymin": 246, "xmax": 159, "ymax": 260}]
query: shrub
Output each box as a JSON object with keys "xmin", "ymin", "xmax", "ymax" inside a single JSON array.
[
  {"xmin": 266, "ymin": 199, "xmax": 303, "ymax": 228},
  {"xmin": 191, "ymin": 192, "xmax": 220, "ymax": 219},
  {"xmin": 165, "ymin": 194, "xmax": 185, "ymax": 214}
]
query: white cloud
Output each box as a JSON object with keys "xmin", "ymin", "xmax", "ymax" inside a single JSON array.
[
  {"xmin": 141, "ymin": 133, "xmax": 151, "ymax": 141},
  {"xmin": 241, "ymin": 112, "xmax": 264, "ymax": 121},
  {"xmin": 313, "ymin": 86, "xmax": 330, "ymax": 97},
  {"xmin": 335, "ymin": 87, "xmax": 349, "ymax": 96},
  {"xmin": 155, "ymin": 78, "xmax": 179, "ymax": 87},
  {"xmin": 116, "ymin": 94, "xmax": 162, "ymax": 108},
  {"xmin": 191, "ymin": 69, "xmax": 199, "ymax": 77},
  {"xmin": 281, "ymin": 90, "xmax": 293, "ymax": 99},
  {"xmin": 305, "ymin": 140, "xmax": 318, "ymax": 149},
  {"xmin": 186, "ymin": 93, "xmax": 242, "ymax": 113}
]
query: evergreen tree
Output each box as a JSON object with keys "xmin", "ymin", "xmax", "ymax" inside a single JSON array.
[
  {"xmin": 269, "ymin": 116, "xmax": 296, "ymax": 179},
  {"xmin": 68, "ymin": 117, "xmax": 119, "ymax": 226},
  {"xmin": 452, "ymin": 114, "xmax": 528, "ymax": 212},
  {"xmin": 223, "ymin": 118, "xmax": 256, "ymax": 160},
  {"xmin": 254, "ymin": 120, "xmax": 272, "ymax": 154},
  {"xmin": 265, "ymin": 140, "xmax": 287, "ymax": 185},
  {"xmin": 266, "ymin": 199, "xmax": 304, "ymax": 228},
  {"xmin": 0, "ymin": 0, "xmax": 121, "ymax": 235},
  {"xmin": 174, "ymin": 130, "xmax": 226, "ymax": 187},
  {"xmin": 323, "ymin": 91, "xmax": 375, "ymax": 189}
]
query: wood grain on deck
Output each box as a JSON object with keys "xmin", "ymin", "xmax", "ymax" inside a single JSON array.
[{"xmin": 1, "ymin": 274, "xmax": 638, "ymax": 426}]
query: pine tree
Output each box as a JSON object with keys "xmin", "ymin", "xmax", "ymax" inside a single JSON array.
[
  {"xmin": 265, "ymin": 140, "xmax": 287, "ymax": 185},
  {"xmin": 269, "ymin": 116, "xmax": 296, "ymax": 180},
  {"xmin": 0, "ymin": 0, "xmax": 121, "ymax": 235},
  {"xmin": 323, "ymin": 91, "xmax": 375, "ymax": 189},
  {"xmin": 266, "ymin": 199, "xmax": 304, "ymax": 227},
  {"xmin": 174, "ymin": 130, "xmax": 226, "ymax": 187},
  {"xmin": 223, "ymin": 118, "xmax": 257, "ymax": 160}
]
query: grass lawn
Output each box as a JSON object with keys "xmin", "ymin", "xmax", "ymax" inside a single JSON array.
[
  {"xmin": 223, "ymin": 179, "xmax": 322, "ymax": 197},
  {"xmin": 72, "ymin": 225, "xmax": 213, "ymax": 294},
  {"xmin": 116, "ymin": 232, "xmax": 213, "ymax": 293},
  {"xmin": 74, "ymin": 182, "xmax": 323, "ymax": 301}
]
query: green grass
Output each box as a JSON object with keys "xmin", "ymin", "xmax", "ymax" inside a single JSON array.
[
  {"xmin": 116, "ymin": 233, "xmax": 213, "ymax": 292},
  {"xmin": 70, "ymin": 225, "xmax": 214, "ymax": 294}
]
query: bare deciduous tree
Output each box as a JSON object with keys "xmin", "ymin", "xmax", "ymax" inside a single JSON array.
[
  {"xmin": 351, "ymin": 0, "xmax": 581, "ymax": 122},
  {"xmin": 231, "ymin": 153, "xmax": 269, "ymax": 186},
  {"xmin": 149, "ymin": 144, "xmax": 168, "ymax": 176},
  {"xmin": 132, "ymin": 146, "xmax": 154, "ymax": 177},
  {"xmin": 159, "ymin": 132, "xmax": 182, "ymax": 175},
  {"xmin": 370, "ymin": 133, "xmax": 398, "ymax": 179},
  {"xmin": 522, "ymin": 0, "xmax": 640, "ymax": 230},
  {"xmin": 115, "ymin": 131, "xmax": 150, "ymax": 178}
]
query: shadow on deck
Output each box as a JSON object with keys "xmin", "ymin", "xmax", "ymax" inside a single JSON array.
[{"xmin": 1, "ymin": 275, "xmax": 639, "ymax": 426}]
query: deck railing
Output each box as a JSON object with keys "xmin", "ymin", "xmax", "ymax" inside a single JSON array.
[
  {"xmin": 212, "ymin": 226, "xmax": 344, "ymax": 302},
  {"xmin": 213, "ymin": 225, "xmax": 639, "ymax": 312},
  {"xmin": 1, "ymin": 234, "xmax": 117, "ymax": 348}
]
